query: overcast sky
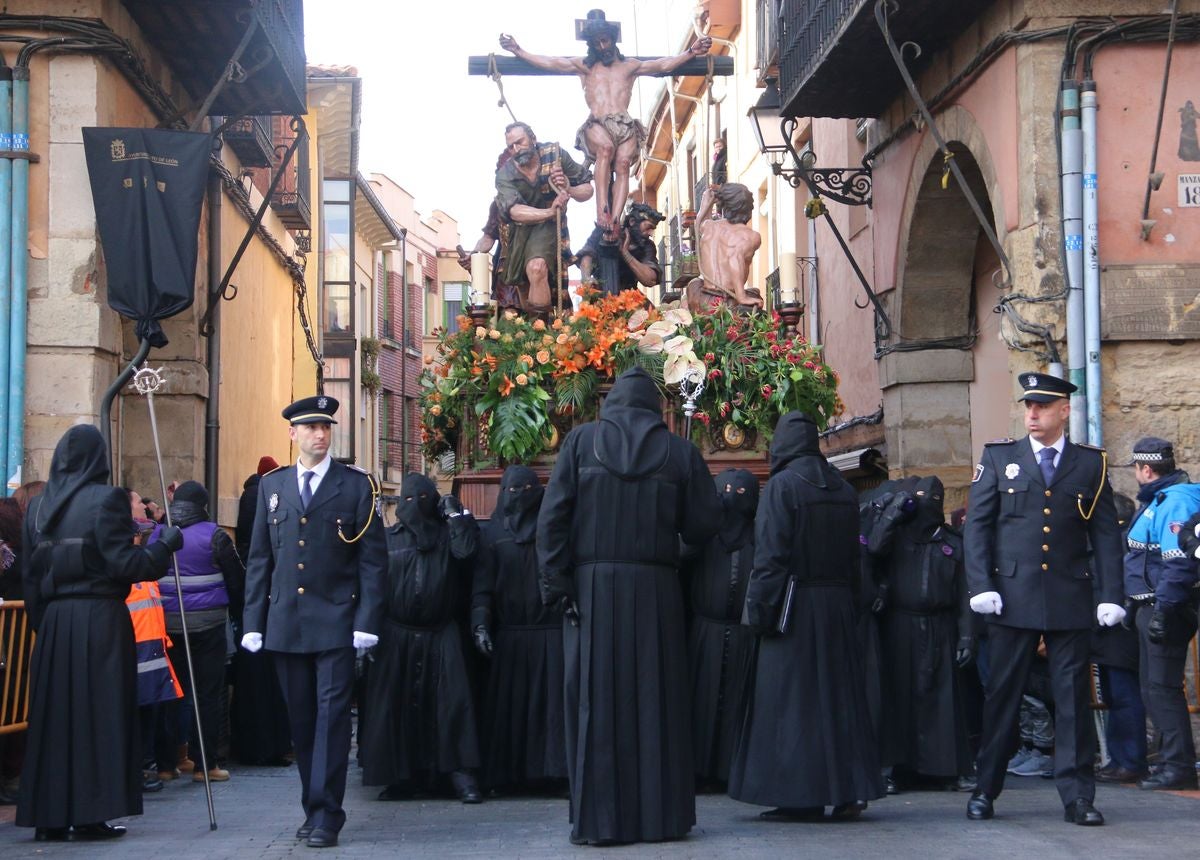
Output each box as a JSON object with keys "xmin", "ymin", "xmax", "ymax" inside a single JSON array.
[{"xmin": 304, "ymin": 0, "xmax": 696, "ymax": 245}]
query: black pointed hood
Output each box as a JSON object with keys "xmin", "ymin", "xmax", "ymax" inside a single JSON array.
[
  {"xmin": 594, "ymin": 366, "xmax": 669, "ymax": 479},
  {"xmin": 35, "ymin": 424, "xmax": 110, "ymax": 532},
  {"xmin": 909, "ymin": 474, "xmax": 946, "ymax": 538},
  {"xmin": 769, "ymin": 411, "xmax": 843, "ymax": 488},
  {"xmin": 715, "ymin": 468, "xmax": 758, "ymax": 551},
  {"xmin": 500, "ymin": 464, "xmax": 542, "ymax": 544},
  {"xmin": 396, "ymin": 472, "xmax": 442, "ymax": 551}
]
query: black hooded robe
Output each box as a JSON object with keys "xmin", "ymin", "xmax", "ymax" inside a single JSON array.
[
  {"xmin": 538, "ymin": 367, "xmax": 723, "ymax": 844},
  {"xmin": 728, "ymin": 412, "xmax": 884, "ymax": 810},
  {"xmin": 17, "ymin": 425, "xmax": 175, "ymax": 830},
  {"xmin": 360, "ymin": 474, "xmax": 482, "ymax": 787},
  {"xmin": 868, "ymin": 477, "xmax": 973, "ymax": 778},
  {"xmin": 473, "ymin": 465, "xmax": 566, "ymax": 789},
  {"xmin": 683, "ymin": 468, "xmax": 758, "ymax": 786}
]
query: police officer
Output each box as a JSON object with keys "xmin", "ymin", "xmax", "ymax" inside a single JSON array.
[
  {"xmin": 963, "ymin": 372, "xmax": 1124, "ymax": 826},
  {"xmin": 1122, "ymin": 437, "xmax": 1200, "ymax": 790},
  {"xmin": 241, "ymin": 395, "xmax": 386, "ymax": 849}
]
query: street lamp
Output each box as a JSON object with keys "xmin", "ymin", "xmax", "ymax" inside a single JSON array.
[{"xmin": 747, "ymin": 80, "xmax": 873, "ymax": 208}]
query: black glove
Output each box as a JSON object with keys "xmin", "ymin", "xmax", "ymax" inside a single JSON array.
[
  {"xmin": 557, "ymin": 597, "xmax": 581, "ymax": 628},
  {"xmin": 472, "ymin": 625, "xmax": 494, "ymax": 656},
  {"xmin": 1179, "ymin": 513, "xmax": 1200, "ymax": 558},
  {"xmin": 438, "ymin": 494, "xmax": 465, "ymax": 519},
  {"xmin": 1147, "ymin": 607, "xmax": 1169, "ymax": 644},
  {"xmin": 955, "ymin": 636, "xmax": 977, "ymax": 669},
  {"xmin": 870, "ymin": 584, "xmax": 889, "ymax": 615},
  {"xmin": 1121, "ymin": 598, "xmax": 1137, "ymax": 631},
  {"xmin": 158, "ymin": 525, "xmax": 184, "ymax": 553}
]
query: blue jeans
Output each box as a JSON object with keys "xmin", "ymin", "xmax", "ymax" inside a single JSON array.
[{"xmin": 1099, "ymin": 665, "xmax": 1147, "ymax": 772}]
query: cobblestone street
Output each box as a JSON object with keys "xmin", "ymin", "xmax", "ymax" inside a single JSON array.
[{"xmin": 2, "ymin": 760, "xmax": 1199, "ymax": 858}]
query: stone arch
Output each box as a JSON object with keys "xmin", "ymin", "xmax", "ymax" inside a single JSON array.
[{"xmin": 880, "ymin": 106, "xmax": 1008, "ymax": 506}]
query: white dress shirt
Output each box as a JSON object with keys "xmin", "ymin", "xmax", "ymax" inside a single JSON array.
[{"xmin": 297, "ymin": 455, "xmax": 332, "ymax": 498}]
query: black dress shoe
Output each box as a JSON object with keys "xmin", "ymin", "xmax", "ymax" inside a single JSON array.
[
  {"xmin": 70, "ymin": 822, "xmax": 128, "ymax": 840},
  {"xmin": 759, "ymin": 806, "xmax": 824, "ymax": 821},
  {"xmin": 966, "ymin": 792, "xmax": 994, "ymax": 820},
  {"xmin": 34, "ymin": 827, "xmax": 70, "ymax": 842},
  {"xmin": 306, "ymin": 827, "xmax": 338, "ymax": 848},
  {"xmin": 885, "ymin": 776, "xmax": 900, "ymax": 795},
  {"xmin": 830, "ymin": 801, "xmax": 867, "ymax": 821},
  {"xmin": 296, "ymin": 822, "xmax": 314, "ymax": 839},
  {"xmin": 1096, "ymin": 765, "xmax": 1146, "ymax": 784},
  {"xmin": 377, "ymin": 785, "xmax": 410, "ymax": 801},
  {"xmin": 955, "ymin": 774, "xmax": 979, "ymax": 792},
  {"xmin": 1063, "ymin": 799, "xmax": 1104, "ymax": 826},
  {"xmin": 451, "ymin": 770, "xmax": 482, "ymax": 804},
  {"xmin": 1138, "ymin": 768, "xmax": 1199, "ymax": 791}
]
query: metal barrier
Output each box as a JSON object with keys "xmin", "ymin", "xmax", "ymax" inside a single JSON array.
[{"xmin": 0, "ymin": 600, "xmax": 32, "ymax": 734}]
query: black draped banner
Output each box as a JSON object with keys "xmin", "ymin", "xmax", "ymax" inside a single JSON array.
[{"xmin": 83, "ymin": 128, "xmax": 210, "ymax": 347}]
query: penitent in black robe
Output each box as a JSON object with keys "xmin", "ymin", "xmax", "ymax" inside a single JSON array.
[
  {"xmin": 360, "ymin": 476, "xmax": 481, "ymax": 787},
  {"xmin": 729, "ymin": 412, "xmax": 884, "ymax": 810},
  {"xmin": 538, "ymin": 367, "xmax": 723, "ymax": 845},
  {"xmin": 473, "ymin": 465, "xmax": 566, "ymax": 789},
  {"xmin": 683, "ymin": 468, "xmax": 758, "ymax": 786}
]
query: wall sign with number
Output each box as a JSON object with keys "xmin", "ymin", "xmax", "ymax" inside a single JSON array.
[{"xmin": 1180, "ymin": 174, "xmax": 1200, "ymax": 207}]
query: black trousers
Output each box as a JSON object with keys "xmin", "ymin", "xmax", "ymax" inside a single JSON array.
[
  {"xmin": 975, "ymin": 625, "xmax": 1094, "ymax": 806},
  {"xmin": 157, "ymin": 622, "xmax": 227, "ymax": 771},
  {"xmin": 1136, "ymin": 603, "xmax": 1198, "ymax": 771},
  {"xmin": 273, "ymin": 648, "xmax": 356, "ymax": 833}
]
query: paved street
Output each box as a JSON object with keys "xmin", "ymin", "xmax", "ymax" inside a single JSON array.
[{"xmin": 2, "ymin": 760, "xmax": 1199, "ymax": 858}]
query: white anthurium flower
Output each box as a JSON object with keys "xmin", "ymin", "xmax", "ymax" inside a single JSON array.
[
  {"xmin": 627, "ymin": 308, "xmax": 649, "ymax": 330},
  {"xmin": 637, "ymin": 332, "xmax": 665, "ymax": 353},
  {"xmin": 646, "ymin": 320, "xmax": 677, "ymax": 338},
  {"xmin": 662, "ymin": 307, "xmax": 693, "ymax": 326},
  {"xmin": 663, "ymin": 335, "xmax": 694, "ymax": 356},
  {"xmin": 663, "ymin": 351, "xmax": 705, "ymax": 384}
]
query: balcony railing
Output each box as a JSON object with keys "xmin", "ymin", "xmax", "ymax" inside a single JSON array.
[
  {"xmin": 220, "ymin": 115, "xmax": 273, "ymax": 168},
  {"xmin": 756, "ymin": 0, "xmax": 782, "ymax": 84},
  {"xmin": 270, "ymin": 118, "xmax": 311, "ymax": 232},
  {"xmin": 694, "ymin": 173, "xmax": 709, "ymax": 211}
]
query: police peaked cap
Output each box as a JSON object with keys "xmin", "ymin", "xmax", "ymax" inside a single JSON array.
[
  {"xmin": 1016, "ymin": 372, "xmax": 1076, "ymax": 403},
  {"xmin": 1129, "ymin": 436, "xmax": 1173, "ymax": 466},
  {"xmin": 282, "ymin": 394, "xmax": 339, "ymax": 425}
]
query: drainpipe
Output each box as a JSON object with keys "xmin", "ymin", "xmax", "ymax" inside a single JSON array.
[
  {"xmin": 1081, "ymin": 80, "xmax": 1102, "ymax": 445},
  {"xmin": 7, "ymin": 65, "xmax": 29, "ymax": 492},
  {"xmin": 1060, "ymin": 81, "xmax": 1086, "ymax": 442},
  {"xmin": 398, "ymin": 228, "xmax": 407, "ymax": 475},
  {"xmin": 204, "ymin": 172, "xmax": 222, "ymax": 517},
  {"xmin": 807, "ymin": 215, "xmax": 820, "ymax": 344},
  {"xmin": 0, "ymin": 63, "xmax": 11, "ymax": 489}
]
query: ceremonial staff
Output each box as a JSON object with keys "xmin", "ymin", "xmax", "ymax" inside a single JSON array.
[{"xmin": 132, "ymin": 364, "xmax": 218, "ymax": 831}]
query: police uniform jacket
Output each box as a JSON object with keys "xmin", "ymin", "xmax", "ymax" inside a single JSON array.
[
  {"xmin": 1122, "ymin": 477, "xmax": 1200, "ymax": 607},
  {"xmin": 243, "ymin": 460, "xmax": 386, "ymax": 653},
  {"xmin": 964, "ymin": 437, "xmax": 1122, "ymax": 630}
]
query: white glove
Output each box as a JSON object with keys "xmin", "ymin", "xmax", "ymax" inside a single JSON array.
[
  {"xmin": 1096, "ymin": 603, "xmax": 1126, "ymax": 627},
  {"xmin": 1194, "ymin": 522, "xmax": 1200, "ymax": 539},
  {"xmin": 969, "ymin": 591, "xmax": 1004, "ymax": 615},
  {"xmin": 241, "ymin": 631, "xmax": 264, "ymax": 653},
  {"xmin": 353, "ymin": 631, "xmax": 379, "ymax": 650}
]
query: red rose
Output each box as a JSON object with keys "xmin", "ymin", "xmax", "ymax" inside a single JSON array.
[{"xmin": 761, "ymin": 384, "xmax": 773, "ymax": 398}]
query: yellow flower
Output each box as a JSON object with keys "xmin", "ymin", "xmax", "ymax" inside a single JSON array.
[
  {"xmin": 503, "ymin": 309, "xmax": 518, "ymax": 321},
  {"xmin": 475, "ymin": 326, "xmax": 487, "ymax": 338},
  {"xmin": 488, "ymin": 329, "xmax": 501, "ymax": 340},
  {"xmin": 515, "ymin": 373, "xmax": 529, "ymax": 386}
]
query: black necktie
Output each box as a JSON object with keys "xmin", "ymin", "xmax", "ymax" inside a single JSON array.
[
  {"xmin": 301, "ymin": 470, "xmax": 315, "ymax": 509},
  {"xmin": 1038, "ymin": 447, "xmax": 1057, "ymax": 486}
]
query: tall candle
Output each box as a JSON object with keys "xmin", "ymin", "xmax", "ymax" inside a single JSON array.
[
  {"xmin": 779, "ymin": 252, "xmax": 798, "ymax": 304},
  {"xmin": 470, "ymin": 252, "xmax": 490, "ymax": 306}
]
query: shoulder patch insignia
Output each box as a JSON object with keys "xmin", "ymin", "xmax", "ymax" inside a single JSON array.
[
  {"xmin": 984, "ymin": 438, "xmax": 1015, "ymax": 446},
  {"xmin": 973, "ymin": 463, "xmax": 985, "ymax": 483},
  {"xmin": 346, "ymin": 463, "xmax": 370, "ymax": 475},
  {"xmin": 1170, "ymin": 521, "xmax": 1184, "ymax": 534},
  {"xmin": 1074, "ymin": 442, "xmax": 1105, "ymax": 452}
]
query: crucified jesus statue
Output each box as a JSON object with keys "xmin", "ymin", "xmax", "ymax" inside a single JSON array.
[{"xmin": 500, "ymin": 9, "xmax": 711, "ymax": 241}]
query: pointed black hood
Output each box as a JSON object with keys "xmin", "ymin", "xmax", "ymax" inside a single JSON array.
[
  {"xmin": 769, "ymin": 411, "xmax": 843, "ymax": 488},
  {"xmin": 396, "ymin": 472, "xmax": 442, "ymax": 551},
  {"xmin": 594, "ymin": 366, "xmax": 669, "ymax": 479},
  {"xmin": 35, "ymin": 424, "xmax": 110, "ymax": 532},
  {"xmin": 909, "ymin": 474, "xmax": 946, "ymax": 538},
  {"xmin": 715, "ymin": 468, "xmax": 758, "ymax": 551},
  {"xmin": 500, "ymin": 464, "xmax": 542, "ymax": 544}
]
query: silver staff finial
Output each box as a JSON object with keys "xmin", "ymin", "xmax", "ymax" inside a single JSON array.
[
  {"xmin": 131, "ymin": 365, "xmax": 166, "ymax": 396},
  {"xmin": 678, "ymin": 365, "xmax": 706, "ymax": 438}
]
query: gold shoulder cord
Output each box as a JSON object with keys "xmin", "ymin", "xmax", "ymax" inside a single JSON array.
[
  {"xmin": 338, "ymin": 472, "xmax": 381, "ymax": 544},
  {"xmin": 1077, "ymin": 449, "xmax": 1107, "ymax": 521}
]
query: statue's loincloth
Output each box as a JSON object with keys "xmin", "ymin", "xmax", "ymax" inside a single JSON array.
[{"xmin": 575, "ymin": 112, "xmax": 646, "ymax": 168}]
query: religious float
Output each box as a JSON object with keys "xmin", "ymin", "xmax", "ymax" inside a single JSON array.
[{"xmin": 419, "ymin": 288, "xmax": 841, "ymax": 518}]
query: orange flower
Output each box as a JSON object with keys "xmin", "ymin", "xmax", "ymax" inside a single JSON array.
[
  {"xmin": 536, "ymin": 349, "xmax": 551, "ymax": 364},
  {"xmin": 586, "ymin": 345, "xmax": 606, "ymax": 368},
  {"xmin": 515, "ymin": 373, "xmax": 529, "ymax": 386},
  {"xmin": 519, "ymin": 353, "xmax": 534, "ymax": 366},
  {"xmin": 423, "ymin": 356, "xmax": 433, "ymax": 365},
  {"xmin": 555, "ymin": 332, "xmax": 569, "ymax": 345},
  {"xmin": 552, "ymin": 318, "xmax": 564, "ymax": 330},
  {"xmin": 533, "ymin": 318, "xmax": 546, "ymax": 331},
  {"xmin": 559, "ymin": 356, "xmax": 583, "ymax": 374},
  {"xmin": 498, "ymin": 375, "xmax": 514, "ymax": 396}
]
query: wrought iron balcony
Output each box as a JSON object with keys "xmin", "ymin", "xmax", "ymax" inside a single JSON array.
[
  {"xmin": 756, "ymin": 0, "xmax": 781, "ymax": 85},
  {"xmin": 694, "ymin": 173, "xmax": 709, "ymax": 211},
  {"xmin": 121, "ymin": 0, "xmax": 306, "ymax": 116},
  {"xmin": 777, "ymin": 0, "xmax": 994, "ymax": 119},
  {"xmin": 270, "ymin": 118, "xmax": 311, "ymax": 231},
  {"xmin": 219, "ymin": 115, "xmax": 273, "ymax": 168}
]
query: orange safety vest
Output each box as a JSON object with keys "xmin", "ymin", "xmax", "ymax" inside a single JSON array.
[{"xmin": 126, "ymin": 580, "xmax": 183, "ymax": 705}]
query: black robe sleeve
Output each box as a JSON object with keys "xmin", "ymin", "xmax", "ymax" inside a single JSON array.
[
  {"xmin": 537, "ymin": 427, "xmax": 582, "ymax": 606},
  {"xmin": 471, "ymin": 532, "xmax": 497, "ymax": 631},
  {"xmin": 679, "ymin": 443, "xmax": 722, "ymax": 546},
  {"xmin": 94, "ymin": 487, "xmax": 175, "ymax": 584},
  {"xmin": 212, "ymin": 526, "xmax": 246, "ymax": 626},
  {"xmin": 447, "ymin": 511, "xmax": 480, "ymax": 561},
  {"xmin": 743, "ymin": 475, "xmax": 796, "ymax": 631}
]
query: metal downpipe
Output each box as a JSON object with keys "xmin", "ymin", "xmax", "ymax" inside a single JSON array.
[
  {"xmin": 204, "ymin": 172, "xmax": 222, "ymax": 515},
  {"xmin": 1081, "ymin": 81, "xmax": 1103, "ymax": 445},
  {"xmin": 7, "ymin": 65, "xmax": 29, "ymax": 492},
  {"xmin": 0, "ymin": 64, "xmax": 11, "ymax": 489},
  {"xmin": 1060, "ymin": 81, "xmax": 1086, "ymax": 440}
]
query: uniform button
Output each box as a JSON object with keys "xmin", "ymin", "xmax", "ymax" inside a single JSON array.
[
  {"xmin": 1041, "ymin": 563, "xmax": 1049, "ymax": 571},
  {"xmin": 297, "ymin": 587, "xmax": 305, "ymax": 594},
  {"xmin": 1044, "ymin": 490, "xmax": 1052, "ymax": 497},
  {"xmin": 298, "ymin": 563, "xmax": 305, "ymax": 570},
  {"xmin": 1042, "ymin": 544, "xmax": 1050, "ymax": 552},
  {"xmin": 1008, "ymin": 488, "xmax": 1015, "ymax": 494},
  {"xmin": 336, "ymin": 518, "xmax": 343, "ymax": 525},
  {"xmin": 1043, "ymin": 508, "xmax": 1051, "ymax": 515},
  {"xmin": 298, "ymin": 539, "xmax": 305, "ymax": 547},
  {"xmin": 351, "ymin": 593, "xmax": 357, "ymax": 600},
  {"xmin": 1043, "ymin": 526, "xmax": 1051, "ymax": 534},
  {"xmin": 300, "ymin": 516, "xmax": 308, "ymax": 525}
]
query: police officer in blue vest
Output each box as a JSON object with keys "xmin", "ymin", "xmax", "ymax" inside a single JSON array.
[
  {"xmin": 1122, "ymin": 436, "xmax": 1200, "ymax": 791},
  {"xmin": 241, "ymin": 395, "xmax": 386, "ymax": 849},
  {"xmin": 963, "ymin": 372, "xmax": 1124, "ymax": 826}
]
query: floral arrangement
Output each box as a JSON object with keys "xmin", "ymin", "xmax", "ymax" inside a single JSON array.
[{"xmin": 420, "ymin": 289, "xmax": 840, "ymax": 468}]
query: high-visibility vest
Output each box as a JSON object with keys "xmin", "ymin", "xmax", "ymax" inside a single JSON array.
[{"xmin": 126, "ymin": 580, "xmax": 183, "ymax": 705}]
